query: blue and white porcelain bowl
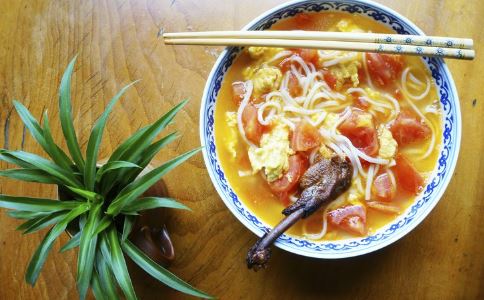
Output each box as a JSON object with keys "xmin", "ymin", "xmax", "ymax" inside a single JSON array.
[{"xmin": 199, "ymin": 0, "xmax": 461, "ymax": 258}]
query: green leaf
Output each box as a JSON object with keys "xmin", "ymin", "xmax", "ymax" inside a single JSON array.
[
  {"xmin": 91, "ymin": 271, "xmax": 107, "ymax": 300},
  {"xmin": 92, "ymin": 216, "xmax": 112, "ymax": 236},
  {"xmin": 0, "ymin": 195, "xmax": 84, "ymax": 212},
  {"xmin": 42, "ymin": 111, "xmax": 74, "ymax": 170},
  {"xmin": 7, "ymin": 210, "xmax": 49, "ymax": 220},
  {"xmin": 95, "ymin": 251, "xmax": 118, "ymax": 299},
  {"xmin": 84, "ymin": 81, "xmax": 139, "ymax": 190},
  {"xmin": 106, "ymin": 227, "xmax": 137, "ymax": 300},
  {"xmin": 96, "ymin": 161, "xmax": 140, "ymax": 182},
  {"xmin": 0, "ymin": 168, "xmax": 61, "ymax": 184},
  {"xmin": 107, "ymin": 148, "xmax": 200, "ymax": 216},
  {"xmin": 122, "ymin": 132, "xmax": 179, "ymax": 184},
  {"xmin": 122, "ymin": 197, "xmax": 190, "ymax": 214},
  {"xmin": 108, "ymin": 126, "xmax": 150, "ymax": 163},
  {"xmin": 118, "ymin": 100, "xmax": 188, "ymax": 163},
  {"xmin": 22, "ymin": 211, "xmax": 68, "ymax": 234},
  {"xmin": 0, "ymin": 152, "xmax": 36, "ymax": 168},
  {"xmin": 122, "ymin": 239, "xmax": 213, "ymax": 299},
  {"xmin": 66, "ymin": 186, "xmax": 101, "ymax": 202},
  {"xmin": 0, "ymin": 150, "xmax": 82, "ymax": 187},
  {"xmin": 59, "ymin": 56, "xmax": 85, "ymax": 171},
  {"xmin": 121, "ymin": 215, "xmax": 135, "ymax": 242},
  {"xmin": 60, "ymin": 231, "xmax": 81, "ymax": 252},
  {"xmin": 77, "ymin": 203, "xmax": 102, "ymax": 300},
  {"xmin": 25, "ymin": 203, "xmax": 89, "ymax": 285}
]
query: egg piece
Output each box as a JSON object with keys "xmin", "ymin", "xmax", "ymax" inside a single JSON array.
[
  {"xmin": 377, "ymin": 124, "xmax": 398, "ymax": 159},
  {"xmin": 248, "ymin": 120, "xmax": 294, "ymax": 182},
  {"xmin": 251, "ymin": 66, "xmax": 283, "ymax": 96},
  {"xmin": 321, "ymin": 112, "xmax": 340, "ymax": 131},
  {"xmin": 224, "ymin": 111, "xmax": 238, "ymax": 159},
  {"xmin": 330, "ymin": 60, "xmax": 361, "ymax": 90},
  {"xmin": 247, "ymin": 47, "xmax": 284, "ymax": 60}
]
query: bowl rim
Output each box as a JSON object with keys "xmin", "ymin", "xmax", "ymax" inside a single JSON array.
[{"xmin": 199, "ymin": 0, "xmax": 461, "ymax": 259}]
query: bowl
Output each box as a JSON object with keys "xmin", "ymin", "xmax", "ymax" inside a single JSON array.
[{"xmin": 199, "ymin": 0, "xmax": 461, "ymax": 259}]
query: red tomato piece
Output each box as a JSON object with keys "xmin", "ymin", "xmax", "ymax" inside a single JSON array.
[
  {"xmin": 232, "ymin": 81, "xmax": 246, "ymax": 105},
  {"xmin": 327, "ymin": 205, "xmax": 367, "ymax": 236},
  {"xmin": 288, "ymin": 73, "xmax": 303, "ymax": 97},
  {"xmin": 366, "ymin": 53, "xmax": 404, "ymax": 88},
  {"xmin": 291, "ymin": 120, "xmax": 321, "ymax": 152},
  {"xmin": 392, "ymin": 154, "xmax": 425, "ymax": 194},
  {"xmin": 297, "ymin": 48, "xmax": 319, "ymax": 65},
  {"xmin": 338, "ymin": 108, "xmax": 379, "ymax": 156},
  {"xmin": 322, "ymin": 69, "xmax": 337, "ymax": 90},
  {"xmin": 390, "ymin": 110, "xmax": 431, "ymax": 146},
  {"xmin": 268, "ymin": 154, "xmax": 309, "ymax": 194},
  {"xmin": 242, "ymin": 103, "xmax": 264, "ymax": 145},
  {"xmin": 372, "ymin": 172, "xmax": 396, "ymax": 202}
]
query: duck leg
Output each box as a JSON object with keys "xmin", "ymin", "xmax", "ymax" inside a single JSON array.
[{"xmin": 247, "ymin": 156, "xmax": 353, "ymax": 270}]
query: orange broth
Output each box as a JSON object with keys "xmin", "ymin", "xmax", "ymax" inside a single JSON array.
[{"xmin": 214, "ymin": 12, "xmax": 442, "ymax": 240}]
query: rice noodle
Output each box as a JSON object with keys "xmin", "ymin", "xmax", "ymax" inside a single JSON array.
[
  {"xmin": 401, "ymin": 67, "xmax": 431, "ymax": 100},
  {"xmin": 365, "ymin": 164, "xmax": 376, "ymax": 200},
  {"xmin": 290, "ymin": 55, "xmax": 311, "ymax": 76},
  {"xmin": 387, "ymin": 168, "xmax": 396, "ymax": 188},
  {"xmin": 268, "ymin": 50, "xmax": 293, "ymax": 64},
  {"xmin": 236, "ymin": 81, "xmax": 256, "ymax": 147},
  {"xmin": 303, "ymin": 206, "xmax": 329, "ymax": 240},
  {"xmin": 257, "ymin": 101, "xmax": 282, "ymax": 125}
]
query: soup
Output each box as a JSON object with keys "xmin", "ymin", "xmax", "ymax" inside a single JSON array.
[{"xmin": 214, "ymin": 12, "xmax": 442, "ymax": 241}]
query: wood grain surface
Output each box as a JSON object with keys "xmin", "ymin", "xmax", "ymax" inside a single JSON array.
[{"xmin": 0, "ymin": 0, "xmax": 482, "ymax": 299}]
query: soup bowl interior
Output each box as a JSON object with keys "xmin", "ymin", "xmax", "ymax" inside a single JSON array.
[{"xmin": 200, "ymin": 0, "xmax": 461, "ymax": 258}]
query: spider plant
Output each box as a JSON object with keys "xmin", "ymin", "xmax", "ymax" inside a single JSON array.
[{"xmin": 0, "ymin": 56, "xmax": 212, "ymax": 299}]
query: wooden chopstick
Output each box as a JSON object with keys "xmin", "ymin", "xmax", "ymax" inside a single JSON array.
[
  {"xmin": 163, "ymin": 30, "xmax": 474, "ymax": 49},
  {"xmin": 163, "ymin": 36, "xmax": 475, "ymax": 60}
]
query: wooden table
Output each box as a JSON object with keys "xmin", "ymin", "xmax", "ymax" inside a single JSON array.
[{"xmin": 0, "ymin": 0, "xmax": 482, "ymax": 299}]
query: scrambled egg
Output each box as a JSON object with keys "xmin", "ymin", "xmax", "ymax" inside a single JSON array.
[
  {"xmin": 250, "ymin": 66, "xmax": 283, "ymax": 96},
  {"xmin": 248, "ymin": 121, "xmax": 294, "ymax": 182},
  {"xmin": 335, "ymin": 19, "xmax": 365, "ymax": 33},
  {"xmin": 330, "ymin": 60, "xmax": 361, "ymax": 90},
  {"xmin": 247, "ymin": 47, "xmax": 284, "ymax": 60},
  {"xmin": 319, "ymin": 144, "xmax": 334, "ymax": 159},
  {"xmin": 356, "ymin": 112, "xmax": 373, "ymax": 128},
  {"xmin": 365, "ymin": 87, "xmax": 381, "ymax": 99},
  {"xmin": 377, "ymin": 124, "xmax": 398, "ymax": 159},
  {"xmin": 321, "ymin": 112, "xmax": 340, "ymax": 131},
  {"xmin": 225, "ymin": 112, "xmax": 238, "ymax": 159}
]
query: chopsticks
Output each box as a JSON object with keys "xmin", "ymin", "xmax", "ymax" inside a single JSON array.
[{"xmin": 162, "ymin": 30, "xmax": 475, "ymax": 60}]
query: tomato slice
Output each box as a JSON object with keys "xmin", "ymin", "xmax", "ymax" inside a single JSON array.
[
  {"xmin": 242, "ymin": 103, "xmax": 264, "ymax": 145},
  {"xmin": 292, "ymin": 48, "xmax": 319, "ymax": 65},
  {"xmin": 390, "ymin": 110, "xmax": 431, "ymax": 146},
  {"xmin": 366, "ymin": 53, "xmax": 404, "ymax": 88},
  {"xmin": 338, "ymin": 108, "xmax": 379, "ymax": 156},
  {"xmin": 392, "ymin": 154, "xmax": 425, "ymax": 194},
  {"xmin": 268, "ymin": 154, "xmax": 309, "ymax": 194},
  {"xmin": 372, "ymin": 172, "xmax": 396, "ymax": 202},
  {"xmin": 322, "ymin": 69, "xmax": 337, "ymax": 90},
  {"xmin": 291, "ymin": 120, "xmax": 321, "ymax": 152},
  {"xmin": 232, "ymin": 81, "xmax": 246, "ymax": 105},
  {"xmin": 327, "ymin": 205, "xmax": 367, "ymax": 236},
  {"xmin": 288, "ymin": 73, "xmax": 303, "ymax": 97}
]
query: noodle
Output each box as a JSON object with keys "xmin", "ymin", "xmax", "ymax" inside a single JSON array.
[{"xmin": 236, "ymin": 81, "xmax": 256, "ymax": 147}]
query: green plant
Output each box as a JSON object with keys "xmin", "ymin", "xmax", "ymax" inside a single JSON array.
[{"xmin": 0, "ymin": 56, "xmax": 212, "ymax": 299}]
